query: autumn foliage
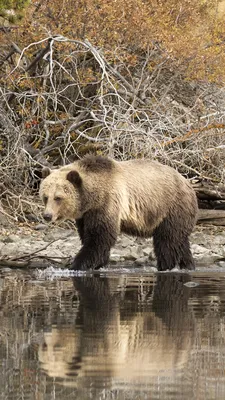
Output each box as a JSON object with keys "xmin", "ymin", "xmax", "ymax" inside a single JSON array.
[{"xmin": 7, "ymin": 0, "xmax": 225, "ymax": 81}]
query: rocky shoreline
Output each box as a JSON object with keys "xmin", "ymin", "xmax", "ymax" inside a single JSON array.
[{"xmin": 0, "ymin": 223, "xmax": 224, "ymax": 270}]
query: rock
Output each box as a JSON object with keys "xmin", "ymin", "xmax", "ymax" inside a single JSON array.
[
  {"xmin": 134, "ymin": 256, "xmax": 150, "ymax": 266},
  {"xmin": 145, "ymin": 265, "xmax": 158, "ymax": 272},
  {"xmin": 211, "ymin": 235, "xmax": 225, "ymax": 245},
  {"xmin": 120, "ymin": 235, "xmax": 135, "ymax": 247},
  {"xmin": 25, "ymin": 213, "xmax": 39, "ymax": 222},
  {"xmin": 124, "ymin": 249, "xmax": 140, "ymax": 261},
  {"xmin": 110, "ymin": 253, "xmax": 125, "ymax": 263},
  {"xmin": 196, "ymin": 255, "xmax": 221, "ymax": 266},
  {"xmin": 218, "ymin": 261, "xmax": 225, "ymax": 268},
  {"xmin": 134, "ymin": 237, "xmax": 152, "ymax": 246},
  {"xmin": 191, "ymin": 244, "xmax": 209, "ymax": 255},
  {"xmin": 2, "ymin": 235, "xmax": 20, "ymax": 244},
  {"xmin": 34, "ymin": 224, "xmax": 48, "ymax": 231},
  {"xmin": 1, "ymin": 243, "xmax": 18, "ymax": 257},
  {"xmin": 43, "ymin": 229, "xmax": 74, "ymax": 242},
  {"xmin": 142, "ymin": 247, "xmax": 155, "ymax": 259}
]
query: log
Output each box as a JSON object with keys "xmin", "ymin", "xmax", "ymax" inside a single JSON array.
[
  {"xmin": 197, "ymin": 209, "xmax": 225, "ymax": 226},
  {"xmin": 193, "ymin": 182, "xmax": 225, "ymax": 201}
]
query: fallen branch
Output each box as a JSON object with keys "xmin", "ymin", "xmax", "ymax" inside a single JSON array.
[
  {"xmin": 197, "ymin": 209, "xmax": 225, "ymax": 226},
  {"xmin": 194, "ymin": 182, "xmax": 225, "ymax": 201},
  {"xmin": 0, "ymin": 232, "xmax": 73, "ymax": 269},
  {"xmin": 0, "ymin": 255, "xmax": 71, "ymax": 269},
  {"xmin": 7, "ymin": 233, "xmax": 73, "ymax": 262}
]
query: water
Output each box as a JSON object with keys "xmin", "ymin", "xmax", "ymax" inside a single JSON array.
[{"xmin": 0, "ymin": 267, "xmax": 225, "ymax": 400}]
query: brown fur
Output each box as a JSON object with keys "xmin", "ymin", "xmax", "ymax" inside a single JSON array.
[
  {"xmin": 39, "ymin": 155, "xmax": 198, "ymax": 271},
  {"xmin": 78, "ymin": 155, "xmax": 115, "ymax": 172}
]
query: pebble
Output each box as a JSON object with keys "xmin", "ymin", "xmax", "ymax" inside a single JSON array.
[
  {"xmin": 134, "ymin": 256, "xmax": 150, "ymax": 266},
  {"xmin": 218, "ymin": 261, "xmax": 225, "ymax": 268},
  {"xmin": 34, "ymin": 224, "xmax": 47, "ymax": 231}
]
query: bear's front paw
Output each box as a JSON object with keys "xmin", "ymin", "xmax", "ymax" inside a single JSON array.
[
  {"xmin": 70, "ymin": 259, "xmax": 88, "ymax": 271},
  {"xmin": 70, "ymin": 250, "xmax": 109, "ymax": 270}
]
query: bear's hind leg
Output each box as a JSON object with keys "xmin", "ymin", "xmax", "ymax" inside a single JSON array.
[
  {"xmin": 179, "ymin": 237, "xmax": 195, "ymax": 270},
  {"xmin": 153, "ymin": 217, "xmax": 194, "ymax": 271},
  {"xmin": 153, "ymin": 228, "xmax": 179, "ymax": 271}
]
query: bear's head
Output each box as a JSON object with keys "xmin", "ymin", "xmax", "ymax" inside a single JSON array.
[{"xmin": 39, "ymin": 167, "xmax": 83, "ymax": 222}]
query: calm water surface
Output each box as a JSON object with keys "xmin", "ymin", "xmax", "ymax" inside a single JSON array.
[{"xmin": 0, "ymin": 267, "xmax": 225, "ymax": 400}]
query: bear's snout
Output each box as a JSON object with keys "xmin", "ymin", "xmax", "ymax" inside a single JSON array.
[{"xmin": 43, "ymin": 213, "xmax": 53, "ymax": 222}]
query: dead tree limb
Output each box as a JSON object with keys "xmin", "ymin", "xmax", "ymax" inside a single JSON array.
[
  {"xmin": 197, "ymin": 209, "xmax": 225, "ymax": 225},
  {"xmin": 194, "ymin": 182, "xmax": 225, "ymax": 201}
]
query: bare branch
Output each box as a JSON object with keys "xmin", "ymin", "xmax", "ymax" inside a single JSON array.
[{"xmin": 1, "ymin": 35, "xmax": 225, "ymax": 220}]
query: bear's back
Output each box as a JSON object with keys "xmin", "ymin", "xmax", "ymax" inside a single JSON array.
[{"xmin": 60, "ymin": 156, "xmax": 197, "ymax": 225}]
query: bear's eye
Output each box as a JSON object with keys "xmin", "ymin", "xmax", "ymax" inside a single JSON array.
[
  {"xmin": 43, "ymin": 196, "xmax": 48, "ymax": 205},
  {"xmin": 54, "ymin": 196, "xmax": 62, "ymax": 202}
]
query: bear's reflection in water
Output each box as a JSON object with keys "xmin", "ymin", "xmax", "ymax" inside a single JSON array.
[{"xmin": 38, "ymin": 274, "xmax": 195, "ymax": 388}]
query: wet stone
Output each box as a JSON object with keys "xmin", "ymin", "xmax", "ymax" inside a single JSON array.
[
  {"xmin": 142, "ymin": 247, "xmax": 155, "ymax": 259},
  {"xmin": 134, "ymin": 256, "xmax": 150, "ymax": 266},
  {"xmin": 34, "ymin": 224, "xmax": 48, "ymax": 231},
  {"xmin": 191, "ymin": 244, "xmax": 210, "ymax": 255},
  {"xmin": 125, "ymin": 249, "xmax": 140, "ymax": 261},
  {"xmin": 120, "ymin": 235, "xmax": 136, "ymax": 248},
  {"xmin": 218, "ymin": 261, "xmax": 225, "ymax": 268},
  {"xmin": 110, "ymin": 254, "xmax": 125, "ymax": 263}
]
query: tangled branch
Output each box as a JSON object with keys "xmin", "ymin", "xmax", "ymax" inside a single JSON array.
[{"xmin": 1, "ymin": 34, "xmax": 225, "ymax": 218}]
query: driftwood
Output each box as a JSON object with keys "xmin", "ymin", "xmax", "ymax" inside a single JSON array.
[
  {"xmin": 193, "ymin": 182, "xmax": 225, "ymax": 201},
  {"xmin": 197, "ymin": 209, "xmax": 225, "ymax": 226},
  {"xmin": 193, "ymin": 181, "xmax": 225, "ymax": 224}
]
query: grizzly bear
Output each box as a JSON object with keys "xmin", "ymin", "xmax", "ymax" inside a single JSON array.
[{"xmin": 39, "ymin": 155, "xmax": 198, "ymax": 271}]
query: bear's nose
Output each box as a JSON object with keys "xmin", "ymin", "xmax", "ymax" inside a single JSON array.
[{"xmin": 43, "ymin": 213, "xmax": 52, "ymax": 222}]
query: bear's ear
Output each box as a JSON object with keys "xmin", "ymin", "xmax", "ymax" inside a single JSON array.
[
  {"xmin": 66, "ymin": 170, "xmax": 82, "ymax": 187},
  {"xmin": 42, "ymin": 167, "xmax": 52, "ymax": 179}
]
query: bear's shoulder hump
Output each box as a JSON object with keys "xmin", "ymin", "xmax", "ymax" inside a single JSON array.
[{"xmin": 79, "ymin": 155, "xmax": 115, "ymax": 173}]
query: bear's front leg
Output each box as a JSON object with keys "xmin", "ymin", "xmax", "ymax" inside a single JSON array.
[{"xmin": 72, "ymin": 210, "xmax": 118, "ymax": 270}]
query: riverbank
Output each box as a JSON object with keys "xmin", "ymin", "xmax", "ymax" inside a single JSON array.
[{"xmin": 0, "ymin": 223, "xmax": 224, "ymax": 270}]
